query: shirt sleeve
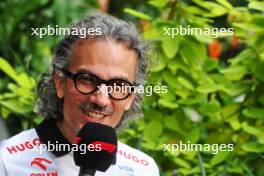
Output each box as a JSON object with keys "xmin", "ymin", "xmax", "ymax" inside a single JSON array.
[{"xmin": 0, "ymin": 144, "xmax": 7, "ymax": 176}]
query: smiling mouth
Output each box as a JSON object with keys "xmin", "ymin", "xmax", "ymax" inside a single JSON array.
[
  {"xmin": 86, "ymin": 111, "xmax": 104, "ymax": 118},
  {"xmin": 81, "ymin": 109, "xmax": 108, "ymax": 121}
]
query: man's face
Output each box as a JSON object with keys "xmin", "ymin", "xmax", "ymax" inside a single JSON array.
[{"xmin": 54, "ymin": 39, "xmax": 137, "ymax": 132}]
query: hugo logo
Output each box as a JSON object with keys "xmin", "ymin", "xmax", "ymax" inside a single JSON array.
[{"xmin": 31, "ymin": 157, "xmax": 52, "ymax": 171}]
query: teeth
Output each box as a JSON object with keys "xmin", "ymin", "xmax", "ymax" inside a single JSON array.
[{"xmin": 87, "ymin": 112, "xmax": 104, "ymax": 118}]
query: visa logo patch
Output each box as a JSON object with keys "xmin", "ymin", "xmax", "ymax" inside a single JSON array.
[{"xmin": 118, "ymin": 165, "xmax": 134, "ymax": 173}]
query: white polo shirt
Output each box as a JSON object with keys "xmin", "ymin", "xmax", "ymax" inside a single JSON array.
[{"xmin": 0, "ymin": 119, "xmax": 159, "ymax": 176}]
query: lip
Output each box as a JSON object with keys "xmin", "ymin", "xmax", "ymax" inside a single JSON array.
[{"xmin": 80, "ymin": 109, "xmax": 109, "ymax": 123}]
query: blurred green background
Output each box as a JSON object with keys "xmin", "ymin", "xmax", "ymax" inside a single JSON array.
[{"xmin": 0, "ymin": 0, "xmax": 264, "ymax": 175}]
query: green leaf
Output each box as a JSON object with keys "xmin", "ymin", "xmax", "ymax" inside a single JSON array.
[
  {"xmin": 199, "ymin": 101, "xmax": 221, "ymax": 113},
  {"xmin": 144, "ymin": 110, "xmax": 163, "ymax": 121},
  {"xmin": 162, "ymin": 70, "xmax": 178, "ymax": 88},
  {"xmin": 220, "ymin": 66, "xmax": 248, "ymax": 81},
  {"xmin": 194, "ymin": 32, "xmax": 213, "ymax": 43},
  {"xmin": 177, "ymin": 77, "xmax": 195, "ymax": 90},
  {"xmin": 248, "ymin": 1, "xmax": 264, "ymax": 12},
  {"xmin": 168, "ymin": 58, "xmax": 188, "ymax": 73},
  {"xmin": 123, "ymin": 8, "xmax": 151, "ymax": 20},
  {"xmin": 174, "ymin": 88, "xmax": 191, "ymax": 98},
  {"xmin": 227, "ymin": 115, "xmax": 241, "ymax": 131},
  {"xmin": 233, "ymin": 23, "xmax": 264, "ymax": 32},
  {"xmin": 180, "ymin": 38, "xmax": 206, "ymax": 62},
  {"xmin": 216, "ymin": 0, "xmax": 233, "ymax": 10},
  {"xmin": 157, "ymin": 89, "xmax": 175, "ymax": 101},
  {"xmin": 0, "ymin": 99, "xmax": 32, "ymax": 114},
  {"xmin": 254, "ymin": 62, "xmax": 264, "ymax": 81},
  {"xmin": 221, "ymin": 104, "xmax": 240, "ymax": 118},
  {"xmin": 226, "ymin": 82, "xmax": 250, "ymax": 96},
  {"xmin": 173, "ymin": 158, "xmax": 191, "ymax": 169},
  {"xmin": 186, "ymin": 127, "xmax": 200, "ymax": 143},
  {"xmin": 242, "ymin": 107, "xmax": 264, "ymax": 119},
  {"xmin": 192, "ymin": 0, "xmax": 228, "ymax": 17},
  {"xmin": 162, "ymin": 35, "xmax": 181, "ymax": 59},
  {"xmin": 242, "ymin": 122, "xmax": 262, "ymax": 136},
  {"xmin": 0, "ymin": 57, "xmax": 19, "ymax": 82},
  {"xmin": 150, "ymin": 58, "xmax": 166, "ymax": 72},
  {"xmin": 211, "ymin": 151, "xmax": 231, "ymax": 166},
  {"xmin": 179, "ymin": 166, "xmax": 200, "ymax": 175},
  {"xmin": 33, "ymin": 116, "xmax": 44, "ymax": 124},
  {"xmin": 258, "ymin": 94, "xmax": 264, "ymax": 105},
  {"xmin": 143, "ymin": 119, "xmax": 163, "ymax": 142},
  {"xmin": 196, "ymin": 84, "xmax": 224, "ymax": 93},
  {"xmin": 1, "ymin": 107, "xmax": 10, "ymax": 119},
  {"xmin": 17, "ymin": 73, "xmax": 36, "ymax": 88},
  {"xmin": 143, "ymin": 25, "xmax": 163, "ymax": 39},
  {"xmin": 158, "ymin": 98, "xmax": 179, "ymax": 109},
  {"xmin": 227, "ymin": 166, "xmax": 243, "ymax": 174},
  {"xmin": 203, "ymin": 58, "xmax": 219, "ymax": 72},
  {"xmin": 229, "ymin": 49, "xmax": 253, "ymax": 65},
  {"xmin": 185, "ymin": 6, "xmax": 208, "ymax": 15},
  {"xmin": 148, "ymin": 0, "xmax": 169, "ymax": 8},
  {"xmin": 163, "ymin": 115, "xmax": 186, "ymax": 135},
  {"xmin": 241, "ymin": 142, "xmax": 264, "ymax": 153}
]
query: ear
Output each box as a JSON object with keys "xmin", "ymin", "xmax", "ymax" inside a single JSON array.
[
  {"xmin": 124, "ymin": 93, "xmax": 136, "ymax": 110},
  {"xmin": 53, "ymin": 70, "xmax": 65, "ymax": 98}
]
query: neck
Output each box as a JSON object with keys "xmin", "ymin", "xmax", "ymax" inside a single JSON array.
[{"xmin": 56, "ymin": 119, "xmax": 76, "ymax": 143}]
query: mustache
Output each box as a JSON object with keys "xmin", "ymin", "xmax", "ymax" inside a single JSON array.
[{"xmin": 79, "ymin": 102, "xmax": 113, "ymax": 115}]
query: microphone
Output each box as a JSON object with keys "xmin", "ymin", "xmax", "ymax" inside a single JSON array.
[{"xmin": 73, "ymin": 122, "xmax": 117, "ymax": 176}]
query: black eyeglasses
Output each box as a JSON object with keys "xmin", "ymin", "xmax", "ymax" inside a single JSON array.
[{"xmin": 58, "ymin": 69, "xmax": 136, "ymax": 100}]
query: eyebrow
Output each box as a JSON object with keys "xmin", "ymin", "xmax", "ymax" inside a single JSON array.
[{"xmin": 76, "ymin": 68, "xmax": 132, "ymax": 82}]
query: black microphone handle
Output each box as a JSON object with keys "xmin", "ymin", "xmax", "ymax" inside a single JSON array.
[{"xmin": 78, "ymin": 167, "xmax": 96, "ymax": 176}]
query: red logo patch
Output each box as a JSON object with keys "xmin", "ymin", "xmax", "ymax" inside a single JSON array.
[
  {"xmin": 31, "ymin": 157, "xmax": 52, "ymax": 171},
  {"xmin": 91, "ymin": 141, "xmax": 116, "ymax": 153}
]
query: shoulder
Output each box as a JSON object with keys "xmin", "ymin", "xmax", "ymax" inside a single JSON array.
[
  {"xmin": 0, "ymin": 128, "xmax": 40, "ymax": 155},
  {"xmin": 116, "ymin": 141, "xmax": 160, "ymax": 175},
  {"xmin": 0, "ymin": 129, "xmax": 40, "ymax": 176}
]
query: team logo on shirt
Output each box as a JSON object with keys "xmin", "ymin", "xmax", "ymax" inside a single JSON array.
[
  {"xmin": 30, "ymin": 157, "xmax": 57, "ymax": 176},
  {"xmin": 5, "ymin": 138, "xmax": 41, "ymax": 155},
  {"xmin": 31, "ymin": 157, "xmax": 52, "ymax": 171},
  {"xmin": 117, "ymin": 150, "xmax": 149, "ymax": 166},
  {"xmin": 118, "ymin": 164, "xmax": 135, "ymax": 176}
]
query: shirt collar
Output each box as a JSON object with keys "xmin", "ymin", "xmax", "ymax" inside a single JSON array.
[
  {"xmin": 35, "ymin": 119, "xmax": 117, "ymax": 164},
  {"xmin": 35, "ymin": 119, "xmax": 71, "ymax": 157}
]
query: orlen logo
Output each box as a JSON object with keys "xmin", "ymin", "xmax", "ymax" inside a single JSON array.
[
  {"xmin": 30, "ymin": 157, "xmax": 57, "ymax": 176},
  {"xmin": 31, "ymin": 157, "xmax": 52, "ymax": 171},
  {"xmin": 91, "ymin": 141, "xmax": 116, "ymax": 153}
]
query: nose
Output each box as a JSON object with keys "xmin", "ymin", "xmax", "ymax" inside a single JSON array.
[{"xmin": 89, "ymin": 84, "xmax": 111, "ymax": 107}]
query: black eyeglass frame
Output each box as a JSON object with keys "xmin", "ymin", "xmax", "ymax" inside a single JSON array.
[{"xmin": 58, "ymin": 68, "xmax": 136, "ymax": 100}]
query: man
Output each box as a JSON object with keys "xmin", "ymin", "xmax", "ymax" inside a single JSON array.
[{"xmin": 0, "ymin": 13, "xmax": 160, "ymax": 175}]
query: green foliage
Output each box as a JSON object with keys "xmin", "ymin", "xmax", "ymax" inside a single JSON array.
[
  {"xmin": 0, "ymin": 57, "xmax": 41, "ymax": 130},
  {"xmin": 0, "ymin": 0, "xmax": 264, "ymax": 175},
  {"xmin": 121, "ymin": 0, "xmax": 264, "ymax": 175},
  {"xmin": 0, "ymin": 0, "xmax": 98, "ymax": 133}
]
